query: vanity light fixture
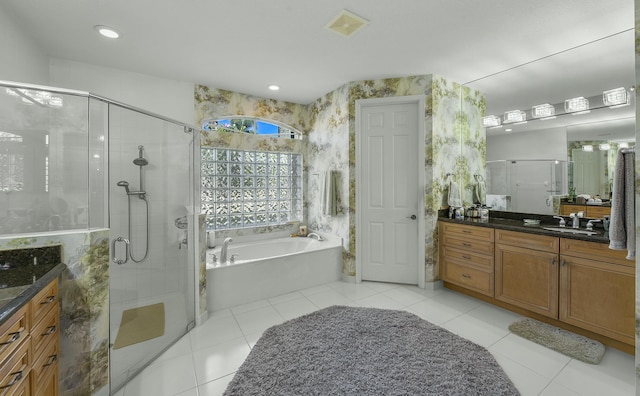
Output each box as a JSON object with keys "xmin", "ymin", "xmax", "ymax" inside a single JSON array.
[
  {"xmin": 602, "ymin": 87, "xmax": 629, "ymax": 108},
  {"xmin": 531, "ymin": 104, "xmax": 556, "ymax": 120},
  {"xmin": 505, "ymin": 128, "xmax": 513, "ymax": 132},
  {"xmin": 619, "ymin": 142, "xmax": 629, "ymax": 148},
  {"xmin": 94, "ymin": 25, "xmax": 120, "ymax": 39},
  {"xmin": 598, "ymin": 143, "xmax": 611, "ymax": 150},
  {"xmin": 503, "ymin": 110, "xmax": 527, "ymax": 124},
  {"xmin": 582, "ymin": 145, "xmax": 594, "ymax": 152},
  {"xmin": 482, "ymin": 115, "xmax": 502, "ymax": 128},
  {"xmin": 564, "ymin": 97, "xmax": 590, "ymax": 115}
]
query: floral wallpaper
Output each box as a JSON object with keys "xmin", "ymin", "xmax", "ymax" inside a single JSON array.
[
  {"xmin": 195, "ymin": 75, "xmax": 485, "ymax": 282},
  {"xmin": 0, "ymin": 230, "xmax": 110, "ymax": 396}
]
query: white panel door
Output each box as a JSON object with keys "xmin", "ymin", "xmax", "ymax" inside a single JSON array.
[{"xmin": 360, "ymin": 101, "xmax": 419, "ymax": 284}]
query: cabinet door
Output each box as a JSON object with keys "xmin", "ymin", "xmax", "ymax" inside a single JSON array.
[
  {"xmin": 560, "ymin": 255, "xmax": 635, "ymax": 345},
  {"xmin": 495, "ymin": 244, "xmax": 559, "ymax": 318}
]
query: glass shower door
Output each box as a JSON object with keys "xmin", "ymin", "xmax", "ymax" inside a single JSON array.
[{"xmin": 108, "ymin": 105, "xmax": 196, "ymax": 393}]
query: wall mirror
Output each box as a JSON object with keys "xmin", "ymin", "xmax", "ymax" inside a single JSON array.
[{"xmin": 464, "ymin": 29, "xmax": 635, "ymax": 214}]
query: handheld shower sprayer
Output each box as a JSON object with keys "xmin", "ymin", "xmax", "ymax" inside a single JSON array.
[{"xmin": 117, "ymin": 180, "xmax": 130, "ymax": 194}]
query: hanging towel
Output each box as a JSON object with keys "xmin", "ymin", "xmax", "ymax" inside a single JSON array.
[
  {"xmin": 447, "ymin": 180, "xmax": 462, "ymax": 207},
  {"xmin": 322, "ymin": 170, "xmax": 338, "ymax": 217},
  {"xmin": 473, "ymin": 180, "xmax": 486, "ymax": 205},
  {"xmin": 609, "ymin": 149, "xmax": 635, "ymax": 260}
]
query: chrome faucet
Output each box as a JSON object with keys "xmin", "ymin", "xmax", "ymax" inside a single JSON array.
[
  {"xmin": 307, "ymin": 232, "xmax": 324, "ymax": 241},
  {"xmin": 570, "ymin": 212, "xmax": 583, "ymax": 228},
  {"xmin": 220, "ymin": 237, "xmax": 233, "ymax": 264},
  {"xmin": 552, "ymin": 216, "xmax": 566, "ymax": 227},
  {"xmin": 586, "ymin": 219, "xmax": 601, "ymax": 231}
]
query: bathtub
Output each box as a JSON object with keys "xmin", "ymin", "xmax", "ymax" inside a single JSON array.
[{"xmin": 206, "ymin": 234, "xmax": 343, "ymax": 311}]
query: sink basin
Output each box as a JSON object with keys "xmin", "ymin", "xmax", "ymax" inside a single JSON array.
[{"xmin": 542, "ymin": 227, "xmax": 598, "ymax": 236}]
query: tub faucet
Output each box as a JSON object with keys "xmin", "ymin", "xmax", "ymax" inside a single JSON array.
[
  {"xmin": 220, "ymin": 237, "xmax": 233, "ymax": 263},
  {"xmin": 307, "ymin": 232, "xmax": 324, "ymax": 241}
]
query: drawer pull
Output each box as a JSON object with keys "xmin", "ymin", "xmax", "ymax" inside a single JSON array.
[
  {"xmin": 462, "ymin": 230, "xmax": 471, "ymax": 234},
  {"xmin": 43, "ymin": 354, "xmax": 58, "ymax": 367},
  {"xmin": 461, "ymin": 243, "xmax": 471, "ymax": 247},
  {"xmin": 40, "ymin": 295, "xmax": 56, "ymax": 305},
  {"xmin": 0, "ymin": 365, "xmax": 25, "ymax": 389},
  {"xmin": 462, "ymin": 255, "xmax": 471, "ymax": 260},
  {"xmin": 551, "ymin": 257, "xmax": 556, "ymax": 266},
  {"xmin": 561, "ymin": 259, "xmax": 566, "ymax": 267},
  {"xmin": 42, "ymin": 325, "xmax": 57, "ymax": 336},
  {"xmin": 461, "ymin": 274, "xmax": 471, "ymax": 279},
  {"xmin": 0, "ymin": 328, "xmax": 23, "ymax": 346}
]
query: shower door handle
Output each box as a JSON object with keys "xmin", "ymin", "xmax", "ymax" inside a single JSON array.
[{"xmin": 112, "ymin": 237, "xmax": 130, "ymax": 265}]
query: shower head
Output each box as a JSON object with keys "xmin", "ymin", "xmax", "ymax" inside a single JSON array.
[
  {"xmin": 133, "ymin": 145, "xmax": 149, "ymax": 166},
  {"xmin": 117, "ymin": 180, "xmax": 130, "ymax": 194}
]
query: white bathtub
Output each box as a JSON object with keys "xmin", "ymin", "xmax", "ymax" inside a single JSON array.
[{"xmin": 206, "ymin": 234, "xmax": 343, "ymax": 311}]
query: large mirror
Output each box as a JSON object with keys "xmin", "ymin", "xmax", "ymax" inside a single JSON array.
[{"xmin": 465, "ymin": 29, "xmax": 635, "ymax": 214}]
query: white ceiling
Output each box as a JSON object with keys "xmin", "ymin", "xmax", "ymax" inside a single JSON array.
[{"xmin": 2, "ymin": 0, "xmax": 634, "ymax": 106}]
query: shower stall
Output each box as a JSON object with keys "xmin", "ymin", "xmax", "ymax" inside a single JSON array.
[{"xmin": 0, "ymin": 81, "xmax": 198, "ymax": 394}]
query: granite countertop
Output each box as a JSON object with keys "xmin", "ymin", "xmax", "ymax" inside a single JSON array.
[
  {"xmin": 0, "ymin": 245, "xmax": 66, "ymax": 326},
  {"xmin": 439, "ymin": 210, "xmax": 609, "ymax": 244}
]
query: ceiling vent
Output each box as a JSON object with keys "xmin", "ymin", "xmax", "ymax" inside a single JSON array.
[{"xmin": 325, "ymin": 9, "xmax": 369, "ymax": 38}]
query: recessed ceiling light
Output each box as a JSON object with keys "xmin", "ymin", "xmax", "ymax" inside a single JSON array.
[
  {"xmin": 268, "ymin": 85, "xmax": 280, "ymax": 91},
  {"xmin": 94, "ymin": 25, "xmax": 120, "ymax": 39}
]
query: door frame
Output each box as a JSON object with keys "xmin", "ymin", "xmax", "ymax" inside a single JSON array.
[{"xmin": 355, "ymin": 95, "xmax": 426, "ymax": 288}]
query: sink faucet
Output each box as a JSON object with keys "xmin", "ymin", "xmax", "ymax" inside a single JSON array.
[
  {"xmin": 307, "ymin": 232, "xmax": 324, "ymax": 241},
  {"xmin": 570, "ymin": 212, "xmax": 583, "ymax": 228},
  {"xmin": 586, "ymin": 219, "xmax": 601, "ymax": 231},
  {"xmin": 220, "ymin": 237, "xmax": 233, "ymax": 264},
  {"xmin": 552, "ymin": 216, "xmax": 566, "ymax": 227}
]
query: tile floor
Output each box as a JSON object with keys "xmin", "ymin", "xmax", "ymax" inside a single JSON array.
[{"xmin": 113, "ymin": 281, "xmax": 636, "ymax": 396}]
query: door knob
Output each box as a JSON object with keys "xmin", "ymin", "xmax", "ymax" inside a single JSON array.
[{"xmin": 406, "ymin": 215, "xmax": 417, "ymax": 220}]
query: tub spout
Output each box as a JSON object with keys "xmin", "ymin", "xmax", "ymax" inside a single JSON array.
[
  {"xmin": 220, "ymin": 237, "xmax": 233, "ymax": 263},
  {"xmin": 307, "ymin": 232, "xmax": 324, "ymax": 241}
]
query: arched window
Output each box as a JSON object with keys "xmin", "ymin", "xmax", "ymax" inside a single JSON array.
[{"xmin": 202, "ymin": 117, "xmax": 302, "ymax": 140}]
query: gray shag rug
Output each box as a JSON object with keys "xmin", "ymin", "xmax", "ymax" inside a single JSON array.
[
  {"xmin": 224, "ymin": 305, "xmax": 519, "ymax": 395},
  {"xmin": 509, "ymin": 317, "xmax": 605, "ymax": 364}
]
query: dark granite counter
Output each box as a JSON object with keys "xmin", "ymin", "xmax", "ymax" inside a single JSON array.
[
  {"xmin": 438, "ymin": 210, "xmax": 609, "ymax": 244},
  {"xmin": 0, "ymin": 245, "xmax": 66, "ymax": 325}
]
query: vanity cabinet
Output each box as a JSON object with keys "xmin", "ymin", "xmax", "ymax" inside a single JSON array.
[
  {"xmin": 0, "ymin": 278, "xmax": 59, "ymax": 395},
  {"xmin": 559, "ymin": 238, "xmax": 634, "ymax": 345},
  {"xmin": 495, "ymin": 230, "xmax": 560, "ymax": 318},
  {"xmin": 439, "ymin": 223, "xmax": 495, "ymax": 296}
]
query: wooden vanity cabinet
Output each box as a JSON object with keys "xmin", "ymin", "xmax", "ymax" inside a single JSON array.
[
  {"xmin": 560, "ymin": 203, "xmax": 611, "ymax": 218},
  {"xmin": 439, "ymin": 222, "xmax": 495, "ymax": 297},
  {"xmin": 559, "ymin": 238, "xmax": 634, "ymax": 345},
  {"xmin": 0, "ymin": 278, "xmax": 59, "ymax": 396},
  {"xmin": 494, "ymin": 230, "xmax": 560, "ymax": 319}
]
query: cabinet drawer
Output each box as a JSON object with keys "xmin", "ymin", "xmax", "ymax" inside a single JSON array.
[
  {"xmin": 31, "ymin": 279, "xmax": 58, "ymax": 328},
  {"xmin": 31, "ymin": 333, "xmax": 58, "ymax": 395},
  {"xmin": 560, "ymin": 238, "xmax": 629, "ymax": 266},
  {"xmin": 440, "ymin": 222, "xmax": 494, "ymax": 242},
  {"xmin": 443, "ymin": 247, "xmax": 493, "ymax": 269},
  {"xmin": 31, "ymin": 303, "xmax": 59, "ymax": 361},
  {"xmin": 560, "ymin": 204, "xmax": 586, "ymax": 216},
  {"xmin": 495, "ymin": 229, "xmax": 559, "ymax": 253},
  {"xmin": 585, "ymin": 206, "xmax": 611, "ymax": 218},
  {"xmin": 441, "ymin": 234, "xmax": 494, "ymax": 256},
  {"xmin": 0, "ymin": 334, "xmax": 30, "ymax": 393},
  {"xmin": 442, "ymin": 260, "xmax": 493, "ymax": 296},
  {"xmin": 0, "ymin": 304, "xmax": 29, "ymax": 365}
]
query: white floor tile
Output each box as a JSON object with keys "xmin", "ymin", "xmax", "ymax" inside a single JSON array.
[
  {"xmin": 192, "ymin": 338, "xmax": 252, "ymax": 385},
  {"xmin": 491, "ymin": 353, "xmax": 553, "ymax": 396},
  {"xmin": 272, "ymin": 296, "xmax": 318, "ymax": 320},
  {"xmin": 152, "ymin": 334, "xmax": 192, "ymax": 364},
  {"xmin": 232, "ymin": 305, "xmax": 285, "ymax": 336},
  {"xmin": 198, "ymin": 374, "xmax": 235, "ymax": 396},
  {"xmin": 268, "ymin": 291, "xmax": 305, "ymax": 305},
  {"xmin": 189, "ymin": 314, "xmax": 245, "ymax": 350},
  {"xmin": 405, "ymin": 298, "xmax": 464, "ymax": 325},
  {"xmin": 539, "ymin": 381, "xmax": 582, "ymax": 396},
  {"xmin": 331, "ymin": 283, "xmax": 378, "ymax": 300},
  {"xmin": 440, "ymin": 311, "xmax": 510, "ymax": 348},
  {"xmin": 381, "ymin": 287, "xmax": 429, "ymax": 306},
  {"xmin": 123, "ymin": 353, "xmax": 197, "ymax": 396},
  {"xmin": 552, "ymin": 348, "xmax": 635, "ymax": 396},
  {"xmin": 298, "ymin": 283, "xmax": 335, "ymax": 297},
  {"xmin": 360, "ymin": 281, "xmax": 400, "ymax": 293},
  {"xmin": 490, "ymin": 334, "xmax": 571, "ymax": 379},
  {"xmin": 304, "ymin": 289, "xmax": 355, "ymax": 308},
  {"xmin": 229, "ymin": 299, "xmax": 271, "ymax": 315},
  {"xmin": 350, "ymin": 293, "xmax": 406, "ymax": 310},
  {"xmin": 174, "ymin": 387, "xmax": 199, "ymax": 396},
  {"xmin": 243, "ymin": 330, "xmax": 264, "ymax": 349}
]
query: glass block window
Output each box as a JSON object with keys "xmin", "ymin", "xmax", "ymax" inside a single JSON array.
[{"xmin": 201, "ymin": 147, "xmax": 303, "ymax": 230}]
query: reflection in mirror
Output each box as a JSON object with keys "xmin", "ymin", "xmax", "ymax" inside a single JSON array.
[
  {"xmin": 465, "ymin": 29, "xmax": 634, "ymax": 214},
  {"xmin": 202, "ymin": 117, "xmax": 302, "ymax": 139}
]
